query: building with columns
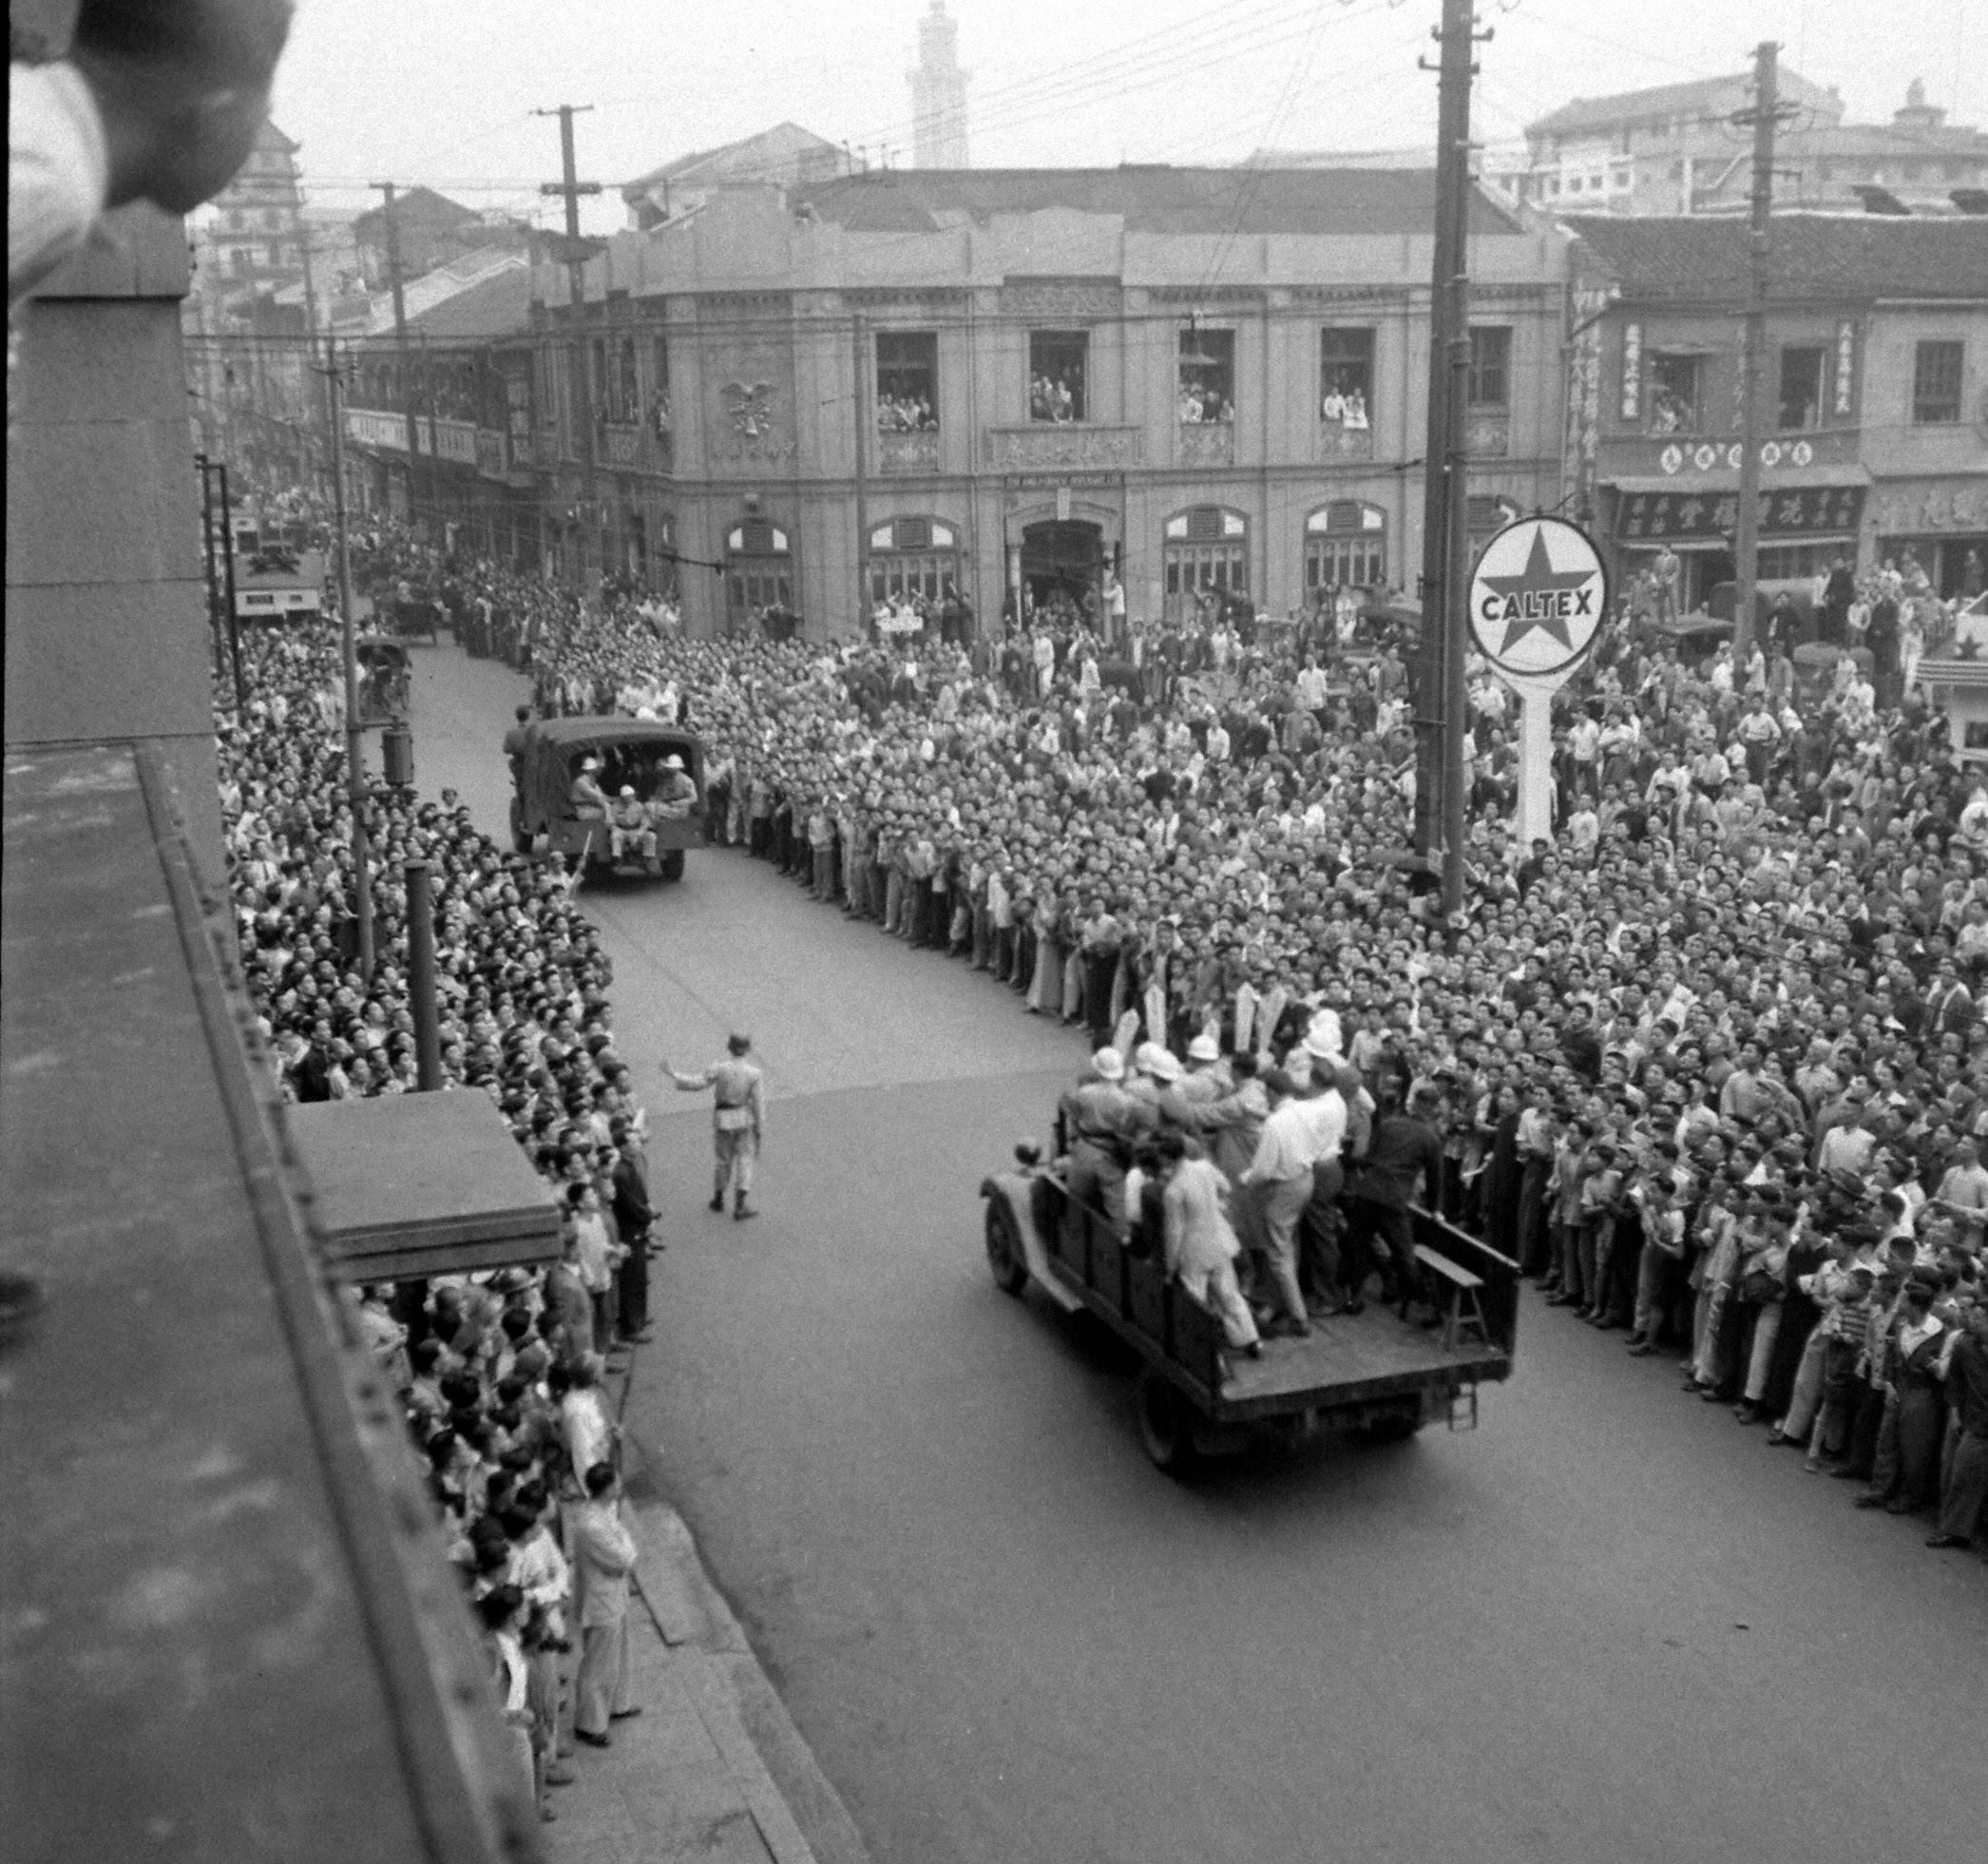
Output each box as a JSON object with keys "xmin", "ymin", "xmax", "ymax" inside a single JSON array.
[{"xmin": 497, "ymin": 163, "xmax": 1567, "ymax": 639}]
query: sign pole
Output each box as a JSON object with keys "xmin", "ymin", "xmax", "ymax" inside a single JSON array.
[{"xmin": 1515, "ymin": 682, "xmax": 1556, "ymax": 852}]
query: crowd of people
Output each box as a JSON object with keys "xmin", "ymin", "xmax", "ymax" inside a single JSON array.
[
  {"xmin": 507, "ymin": 544, "xmax": 1988, "ymax": 1559},
  {"xmin": 218, "ymin": 617, "xmax": 669, "ymax": 1823}
]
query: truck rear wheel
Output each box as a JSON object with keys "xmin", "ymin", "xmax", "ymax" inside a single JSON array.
[
  {"xmin": 984, "ymin": 1197, "xmax": 1029, "ymax": 1297},
  {"xmin": 659, "ymin": 848, "xmax": 685, "ymax": 881},
  {"xmin": 1363, "ymin": 1408, "xmax": 1424, "ymax": 1444},
  {"xmin": 1137, "ymin": 1366, "xmax": 1198, "ymax": 1475}
]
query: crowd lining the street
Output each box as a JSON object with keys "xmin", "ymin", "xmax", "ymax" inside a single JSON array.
[
  {"xmin": 219, "ymin": 610, "xmax": 671, "ymax": 1824},
  {"xmin": 219, "ymin": 506, "xmax": 1985, "ymax": 1774}
]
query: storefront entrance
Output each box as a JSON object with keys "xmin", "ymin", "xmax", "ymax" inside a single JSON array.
[{"xmin": 1019, "ymin": 519, "xmax": 1104, "ymax": 619}]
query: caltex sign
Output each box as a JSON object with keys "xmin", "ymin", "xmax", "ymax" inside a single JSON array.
[{"xmin": 1467, "ymin": 515, "xmax": 1609, "ymax": 684}]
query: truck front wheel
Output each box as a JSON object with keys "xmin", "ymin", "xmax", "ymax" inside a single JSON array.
[
  {"xmin": 1137, "ymin": 1367, "xmax": 1198, "ymax": 1475},
  {"xmin": 984, "ymin": 1197, "xmax": 1029, "ymax": 1297},
  {"xmin": 659, "ymin": 848, "xmax": 685, "ymax": 881}
]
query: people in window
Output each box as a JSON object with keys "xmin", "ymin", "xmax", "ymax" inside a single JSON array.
[
  {"xmin": 1177, "ymin": 380, "xmax": 1233, "ymax": 425},
  {"xmin": 876, "ymin": 391, "xmax": 937, "ymax": 432},
  {"xmin": 1649, "ymin": 384, "xmax": 1692, "ymax": 434},
  {"xmin": 1029, "ymin": 371, "xmax": 1080, "ymax": 423},
  {"xmin": 1321, "ymin": 382, "xmax": 1368, "ymax": 430}
]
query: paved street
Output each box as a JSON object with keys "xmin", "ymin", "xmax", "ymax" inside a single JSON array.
[{"xmin": 412, "ymin": 644, "xmax": 1981, "ymax": 1864}]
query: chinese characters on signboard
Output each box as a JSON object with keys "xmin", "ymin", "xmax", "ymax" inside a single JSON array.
[
  {"xmin": 1620, "ymin": 322, "xmax": 1642, "ymax": 423},
  {"xmin": 1835, "ymin": 321, "xmax": 1856, "ymax": 418},
  {"xmin": 1615, "ymin": 484, "xmax": 1866, "ymax": 542}
]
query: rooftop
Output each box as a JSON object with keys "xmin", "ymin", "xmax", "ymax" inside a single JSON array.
[
  {"xmin": 401, "ymin": 257, "xmax": 536, "ymax": 341},
  {"xmin": 1529, "ymin": 68, "xmax": 1838, "ymax": 141},
  {"xmin": 622, "ymin": 123, "xmax": 843, "ymax": 202},
  {"xmin": 1564, "ymin": 211, "xmax": 1988, "ymax": 301},
  {"xmin": 790, "ymin": 165, "xmax": 1525, "ymax": 238}
]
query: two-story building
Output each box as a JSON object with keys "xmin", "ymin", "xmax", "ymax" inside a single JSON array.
[
  {"xmin": 1561, "ymin": 213, "xmax": 1988, "ymax": 609},
  {"xmin": 525, "ymin": 163, "xmax": 1569, "ymax": 638}
]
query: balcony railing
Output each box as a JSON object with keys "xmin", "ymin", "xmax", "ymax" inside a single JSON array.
[
  {"xmin": 342, "ymin": 408, "xmax": 480, "ymax": 466},
  {"xmin": 599, "ymin": 421, "xmax": 675, "ymax": 476},
  {"xmin": 1317, "ymin": 419, "xmax": 1375, "ymax": 461},
  {"xmin": 1176, "ymin": 421, "xmax": 1234, "ymax": 469},
  {"xmin": 877, "ymin": 429, "xmax": 941, "ymax": 474}
]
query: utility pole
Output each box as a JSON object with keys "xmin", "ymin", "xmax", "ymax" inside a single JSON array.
[
  {"xmin": 1730, "ymin": 41, "xmax": 1787, "ymax": 663},
  {"xmin": 370, "ymin": 181, "xmax": 427, "ymax": 537},
  {"xmin": 535, "ymin": 105, "xmax": 602, "ymax": 595},
  {"xmin": 297, "ymin": 232, "xmax": 327, "ymax": 498},
  {"xmin": 1414, "ymin": 0, "xmax": 1487, "ymax": 915},
  {"xmin": 319, "ymin": 336, "xmax": 376, "ymax": 982}
]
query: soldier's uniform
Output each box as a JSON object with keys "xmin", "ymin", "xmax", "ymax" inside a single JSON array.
[{"xmin": 666, "ymin": 1044, "xmax": 766, "ymax": 1219}]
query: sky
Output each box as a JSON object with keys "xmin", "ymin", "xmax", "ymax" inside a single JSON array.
[{"xmin": 270, "ymin": 0, "xmax": 1984, "ymax": 234}]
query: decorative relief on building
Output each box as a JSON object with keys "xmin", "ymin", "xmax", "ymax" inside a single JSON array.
[
  {"xmin": 1317, "ymin": 422, "xmax": 1375, "ymax": 462},
  {"xmin": 845, "ymin": 288, "xmax": 967, "ymax": 309},
  {"xmin": 1177, "ymin": 422, "xmax": 1235, "ymax": 469},
  {"xmin": 706, "ymin": 349, "xmax": 797, "ymax": 467},
  {"xmin": 721, "ymin": 381, "xmax": 776, "ymax": 438},
  {"xmin": 1000, "ymin": 279, "xmax": 1120, "ymax": 320},
  {"xmin": 602, "ymin": 424, "xmax": 642, "ymax": 468},
  {"xmin": 878, "ymin": 429, "xmax": 941, "ymax": 474},
  {"xmin": 1290, "ymin": 284, "xmax": 1405, "ymax": 305},
  {"xmin": 983, "ymin": 424, "xmax": 1143, "ymax": 471},
  {"xmin": 1465, "ymin": 413, "xmax": 1510, "ymax": 458}
]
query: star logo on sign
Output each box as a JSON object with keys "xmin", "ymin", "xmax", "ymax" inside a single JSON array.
[{"xmin": 1478, "ymin": 527, "xmax": 1596, "ymax": 657}]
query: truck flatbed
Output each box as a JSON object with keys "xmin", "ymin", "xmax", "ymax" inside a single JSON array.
[{"xmin": 982, "ymin": 1155, "xmax": 1518, "ymax": 1470}]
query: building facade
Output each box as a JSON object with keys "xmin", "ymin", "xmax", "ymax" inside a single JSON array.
[
  {"xmin": 452, "ymin": 165, "xmax": 1567, "ymax": 639},
  {"xmin": 1563, "ymin": 214, "xmax": 1988, "ymax": 609},
  {"xmin": 1497, "ymin": 71, "xmax": 1988, "ymax": 220},
  {"xmin": 333, "ymin": 254, "xmax": 541, "ymax": 563}
]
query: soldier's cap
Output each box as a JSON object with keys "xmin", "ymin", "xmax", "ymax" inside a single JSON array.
[
  {"xmin": 663, "ymin": 754, "xmax": 686, "ymax": 770},
  {"xmin": 1090, "ymin": 1047, "xmax": 1126, "ymax": 1083},
  {"xmin": 619, "ymin": 786, "xmax": 636, "ymax": 797},
  {"xmin": 1187, "ymin": 1033, "xmax": 1221, "ymax": 1064}
]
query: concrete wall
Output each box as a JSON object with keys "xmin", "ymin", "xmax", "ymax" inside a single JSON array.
[{"xmin": 6, "ymin": 202, "xmax": 225, "ymax": 877}]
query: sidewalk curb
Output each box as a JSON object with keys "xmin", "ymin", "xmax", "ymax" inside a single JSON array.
[{"xmin": 611, "ymin": 1368, "xmax": 872, "ymax": 1864}]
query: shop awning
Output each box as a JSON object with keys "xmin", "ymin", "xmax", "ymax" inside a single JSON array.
[
  {"xmin": 1605, "ymin": 468, "xmax": 1869, "ymax": 545},
  {"xmin": 287, "ymin": 1090, "xmax": 561, "ymax": 1282}
]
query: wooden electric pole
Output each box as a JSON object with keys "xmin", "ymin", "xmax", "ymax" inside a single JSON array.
[
  {"xmin": 1414, "ymin": 0, "xmax": 1486, "ymax": 915},
  {"xmin": 1730, "ymin": 40, "xmax": 1787, "ymax": 662},
  {"xmin": 318, "ymin": 337, "xmax": 376, "ymax": 982},
  {"xmin": 535, "ymin": 104, "xmax": 602, "ymax": 593},
  {"xmin": 369, "ymin": 181, "xmax": 429, "ymax": 536}
]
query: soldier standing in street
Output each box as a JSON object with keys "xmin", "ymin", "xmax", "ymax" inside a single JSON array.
[{"xmin": 661, "ymin": 1035, "xmax": 765, "ymax": 1220}]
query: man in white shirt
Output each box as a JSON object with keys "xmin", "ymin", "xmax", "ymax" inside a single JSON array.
[{"xmin": 1240, "ymin": 1070, "xmax": 1320, "ymax": 1337}]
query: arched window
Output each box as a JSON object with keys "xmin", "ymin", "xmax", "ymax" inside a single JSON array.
[
  {"xmin": 1162, "ymin": 506, "xmax": 1248, "ymax": 622},
  {"xmin": 1304, "ymin": 500, "xmax": 1386, "ymax": 593},
  {"xmin": 724, "ymin": 519, "xmax": 793, "ymax": 630},
  {"xmin": 868, "ymin": 516, "xmax": 959, "ymax": 606}
]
